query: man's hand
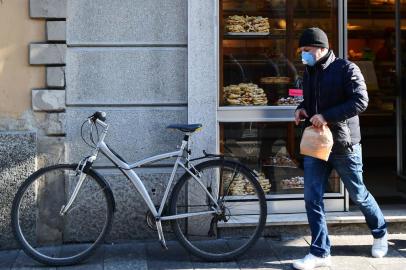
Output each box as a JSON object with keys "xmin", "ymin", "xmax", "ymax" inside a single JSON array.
[
  {"xmin": 294, "ymin": 108, "xmax": 308, "ymax": 125},
  {"xmin": 310, "ymin": 114, "xmax": 327, "ymax": 128}
]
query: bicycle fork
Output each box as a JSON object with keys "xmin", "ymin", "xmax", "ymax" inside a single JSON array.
[
  {"xmin": 59, "ymin": 156, "xmax": 96, "ymax": 216},
  {"xmin": 59, "ymin": 171, "xmax": 87, "ymax": 216}
]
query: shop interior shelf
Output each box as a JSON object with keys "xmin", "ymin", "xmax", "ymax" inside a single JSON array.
[
  {"xmin": 348, "ymin": 29, "xmax": 406, "ymax": 39},
  {"xmin": 222, "ymin": 8, "xmax": 333, "ymax": 19},
  {"xmin": 217, "ymin": 105, "xmax": 296, "ymax": 122},
  {"xmin": 223, "ymin": 33, "xmax": 286, "ymax": 40},
  {"xmin": 223, "ymin": 31, "xmax": 332, "ymax": 40},
  {"xmin": 348, "ymin": 8, "xmax": 406, "ymax": 19}
]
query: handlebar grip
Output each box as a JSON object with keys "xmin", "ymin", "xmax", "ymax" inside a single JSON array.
[{"xmin": 91, "ymin": 111, "xmax": 107, "ymax": 122}]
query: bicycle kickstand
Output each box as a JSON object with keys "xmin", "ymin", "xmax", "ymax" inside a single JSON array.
[{"xmin": 156, "ymin": 220, "xmax": 168, "ymax": 250}]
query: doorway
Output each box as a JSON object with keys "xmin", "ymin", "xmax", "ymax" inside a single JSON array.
[{"xmin": 347, "ymin": 0, "xmax": 406, "ymax": 204}]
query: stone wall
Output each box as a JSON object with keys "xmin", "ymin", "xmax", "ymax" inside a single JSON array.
[
  {"xmin": 0, "ymin": 0, "xmax": 220, "ymax": 248},
  {"xmin": 64, "ymin": 0, "xmax": 189, "ymax": 241},
  {"xmin": 0, "ymin": 132, "xmax": 36, "ymax": 249}
]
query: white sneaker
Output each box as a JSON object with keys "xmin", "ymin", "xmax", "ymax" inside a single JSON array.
[
  {"xmin": 292, "ymin": 253, "xmax": 332, "ymax": 270},
  {"xmin": 371, "ymin": 232, "xmax": 388, "ymax": 258}
]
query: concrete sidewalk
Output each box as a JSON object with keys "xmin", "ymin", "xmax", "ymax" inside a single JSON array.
[{"xmin": 1, "ymin": 234, "xmax": 405, "ymax": 270}]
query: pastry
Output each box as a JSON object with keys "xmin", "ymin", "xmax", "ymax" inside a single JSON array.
[
  {"xmin": 268, "ymin": 155, "xmax": 297, "ymax": 167},
  {"xmin": 225, "ymin": 15, "xmax": 270, "ymax": 33},
  {"xmin": 276, "ymin": 96, "xmax": 303, "ymax": 106},
  {"xmin": 280, "ymin": 176, "xmax": 304, "ymax": 189},
  {"xmin": 224, "ymin": 83, "xmax": 268, "ymax": 106},
  {"xmin": 223, "ymin": 171, "xmax": 271, "ymax": 195}
]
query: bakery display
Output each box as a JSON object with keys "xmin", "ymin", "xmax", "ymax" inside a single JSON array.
[
  {"xmin": 256, "ymin": 171, "xmax": 271, "ymax": 194},
  {"xmin": 280, "ymin": 176, "xmax": 304, "ymax": 189},
  {"xmin": 225, "ymin": 15, "xmax": 270, "ymax": 33},
  {"xmin": 224, "ymin": 83, "xmax": 268, "ymax": 106},
  {"xmin": 260, "ymin": 77, "xmax": 291, "ymax": 84},
  {"xmin": 276, "ymin": 96, "xmax": 303, "ymax": 106},
  {"xmin": 268, "ymin": 155, "xmax": 297, "ymax": 167},
  {"xmin": 223, "ymin": 171, "xmax": 271, "ymax": 195}
]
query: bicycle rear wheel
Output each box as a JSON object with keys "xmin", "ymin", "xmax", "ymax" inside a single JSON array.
[
  {"xmin": 169, "ymin": 159, "xmax": 267, "ymax": 261},
  {"xmin": 11, "ymin": 164, "xmax": 114, "ymax": 266}
]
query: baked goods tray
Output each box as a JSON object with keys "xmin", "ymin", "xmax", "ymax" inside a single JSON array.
[
  {"xmin": 279, "ymin": 187, "xmax": 304, "ymax": 191},
  {"xmin": 226, "ymin": 32, "xmax": 270, "ymax": 36},
  {"xmin": 263, "ymin": 164, "xmax": 298, "ymax": 169}
]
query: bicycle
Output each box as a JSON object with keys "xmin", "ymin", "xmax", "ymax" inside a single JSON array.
[{"xmin": 11, "ymin": 111, "xmax": 267, "ymax": 266}]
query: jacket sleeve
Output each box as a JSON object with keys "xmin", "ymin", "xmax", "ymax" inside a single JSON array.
[{"xmin": 321, "ymin": 62, "xmax": 369, "ymax": 123}]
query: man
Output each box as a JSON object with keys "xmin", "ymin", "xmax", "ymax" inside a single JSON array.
[{"xmin": 293, "ymin": 27, "xmax": 388, "ymax": 270}]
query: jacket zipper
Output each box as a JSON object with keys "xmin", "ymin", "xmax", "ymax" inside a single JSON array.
[{"xmin": 315, "ymin": 69, "xmax": 319, "ymax": 114}]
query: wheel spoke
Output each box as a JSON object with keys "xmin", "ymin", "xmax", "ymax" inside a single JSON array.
[
  {"xmin": 169, "ymin": 159, "xmax": 266, "ymax": 261},
  {"xmin": 12, "ymin": 164, "xmax": 113, "ymax": 266}
]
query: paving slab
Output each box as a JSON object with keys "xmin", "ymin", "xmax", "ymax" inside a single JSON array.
[
  {"xmin": 330, "ymin": 264, "xmax": 376, "ymax": 270},
  {"xmin": 188, "ymin": 240, "xmax": 240, "ymax": 270},
  {"xmin": 57, "ymin": 244, "xmax": 103, "ymax": 270},
  {"xmin": 146, "ymin": 241, "xmax": 193, "ymax": 270},
  {"xmin": 104, "ymin": 242, "xmax": 147, "ymax": 270},
  {"xmin": 230, "ymin": 238, "xmax": 284, "ymax": 270},
  {"xmin": 266, "ymin": 237, "xmax": 311, "ymax": 270},
  {"xmin": 11, "ymin": 249, "xmax": 56, "ymax": 270},
  {"xmin": 2, "ymin": 235, "xmax": 406, "ymax": 270},
  {"xmin": 389, "ymin": 233, "xmax": 406, "ymax": 258},
  {"xmin": 325, "ymin": 235, "xmax": 376, "ymax": 269},
  {"xmin": 372, "ymin": 263, "xmax": 406, "ymax": 270},
  {"xmin": 0, "ymin": 250, "xmax": 18, "ymax": 270},
  {"xmin": 324, "ymin": 235, "xmax": 406, "ymax": 268}
]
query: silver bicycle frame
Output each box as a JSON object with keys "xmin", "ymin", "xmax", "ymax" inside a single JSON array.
[{"xmin": 68, "ymin": 119, "xmax": 220, "ymax": 221}]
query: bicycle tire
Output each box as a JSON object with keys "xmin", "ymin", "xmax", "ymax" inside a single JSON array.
[
  {"xmin": 169, "ymin": 159, "xmax": 267, "ymax": 261},
  {"xmin": 11, "ymin": 164, "xmax": 114, "ymax": 266}
]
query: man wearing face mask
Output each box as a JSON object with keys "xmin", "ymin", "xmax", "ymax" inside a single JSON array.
[{"xmin": 293, "ymin": 28, "xmax": 388, "ymax": 270}]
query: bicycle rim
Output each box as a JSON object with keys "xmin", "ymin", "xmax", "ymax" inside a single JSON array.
[
  {"xmin": 170, "ymin": 159, "xmax": 267, "ymax": 261},
  {"xmin": 12, "ymin": 164, "xmax": 113, "ymax": 266}
]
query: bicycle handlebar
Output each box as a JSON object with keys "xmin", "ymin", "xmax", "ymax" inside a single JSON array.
[{"xmin": 89, "ymin": 111, "xmax": 107, "ymax": 122}]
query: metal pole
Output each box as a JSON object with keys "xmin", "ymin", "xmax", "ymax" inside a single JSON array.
[{"xmin": 396, "ymin": 0, "xmax": 403, "ymax": 176}]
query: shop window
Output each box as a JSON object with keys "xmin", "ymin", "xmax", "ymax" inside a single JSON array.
[
  {"xmin": 218, "ymin": 1, "xmax": 343, "ymax": 205},
  {"xmin": 220, "ymin": 0, "xmax": 339, "ymax": 108},
  {"xmin": 220, "ymin": 122, "xmax": 341, "ymax": 197}
]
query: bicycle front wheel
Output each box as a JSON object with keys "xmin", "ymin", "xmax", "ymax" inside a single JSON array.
[
  {"xmin": 11, "ymin": 164, "xmax": 114, "ymax": 266},
  {"xmin": 169, "ymin": 159, "xmax": 267, "ymax": 261}
]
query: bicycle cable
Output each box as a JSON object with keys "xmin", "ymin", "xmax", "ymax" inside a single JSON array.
[{"xmin": 81, "ymin": 120, "xmax": 96, "ymax": 149}]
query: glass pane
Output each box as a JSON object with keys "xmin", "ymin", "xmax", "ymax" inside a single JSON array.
[
  {"xmin": 402, "ymin": 0, "xmax": 406, "ymax": 176},
  {"xmin": 220, "ymin": 0, "xmax": 338, "ymax": 107},
  {"xmin": 220, "ymin": 122, "xmax": 341, "ymax": 195},
  {"xmin": 347, "ymin": 0, "xmax": 399, "ymax": 199}
]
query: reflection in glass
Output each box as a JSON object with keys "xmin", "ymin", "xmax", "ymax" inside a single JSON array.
[
  {"xmin": 220, "ymin": 122, "xmax": 341, "ymax": 195},
  {"xmin": 220, "ymin": 0, "xmax": 338, "ymax": 107}
]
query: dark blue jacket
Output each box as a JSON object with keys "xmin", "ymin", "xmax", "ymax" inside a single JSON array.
[{"xmin": 296, "ymin": 51, "xmax": 369, "ymax": 153}]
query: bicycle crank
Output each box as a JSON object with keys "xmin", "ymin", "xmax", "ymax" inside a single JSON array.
[{"xmin": 156, "ymin": 219, "xmax": 168, "ymax": 250}]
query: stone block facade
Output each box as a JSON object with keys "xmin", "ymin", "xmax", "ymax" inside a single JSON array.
[
  {"xmin": 30, "ymin": 0, "xmax": 67, "ymax": 18},
  {"xmin": 0, "ymin": 0, "xmax": 217, "ymax": 248},
  {"xmin": 67, "ymin": 0, "xmax": 187, "ymax": 45},
  {"xmin": 29, "ymin": 44, "xmax": 66, "ymax": 65},
  {"xmin": 0, "ymin": 132, "xmax": 36, "ymax": 249},
  {"xmin": 66, "ymin": 48, "xmax": 187, "ymax": 105},
  {"xmin": 46, "ymin": 20, "xmax": 66, "ymax": 41},
  {"xmin": 32, "ymin": 89, "xmax": 66, "ymax": 111}
]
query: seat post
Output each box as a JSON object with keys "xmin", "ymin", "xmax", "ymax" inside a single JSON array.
[{"xmin": 184, "ymin": 133, "xmax": 191, "ymax": 168}]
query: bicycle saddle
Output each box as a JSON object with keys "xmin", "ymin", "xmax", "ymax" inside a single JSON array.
[{"xmin": 166, "ymin": 124, "xmax": 202, "ymax": 133}]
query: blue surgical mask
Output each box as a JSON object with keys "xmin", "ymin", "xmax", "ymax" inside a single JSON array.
[{"xmin": 301, "ymin": 51, "xmax": 316, "ymax": 66}]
